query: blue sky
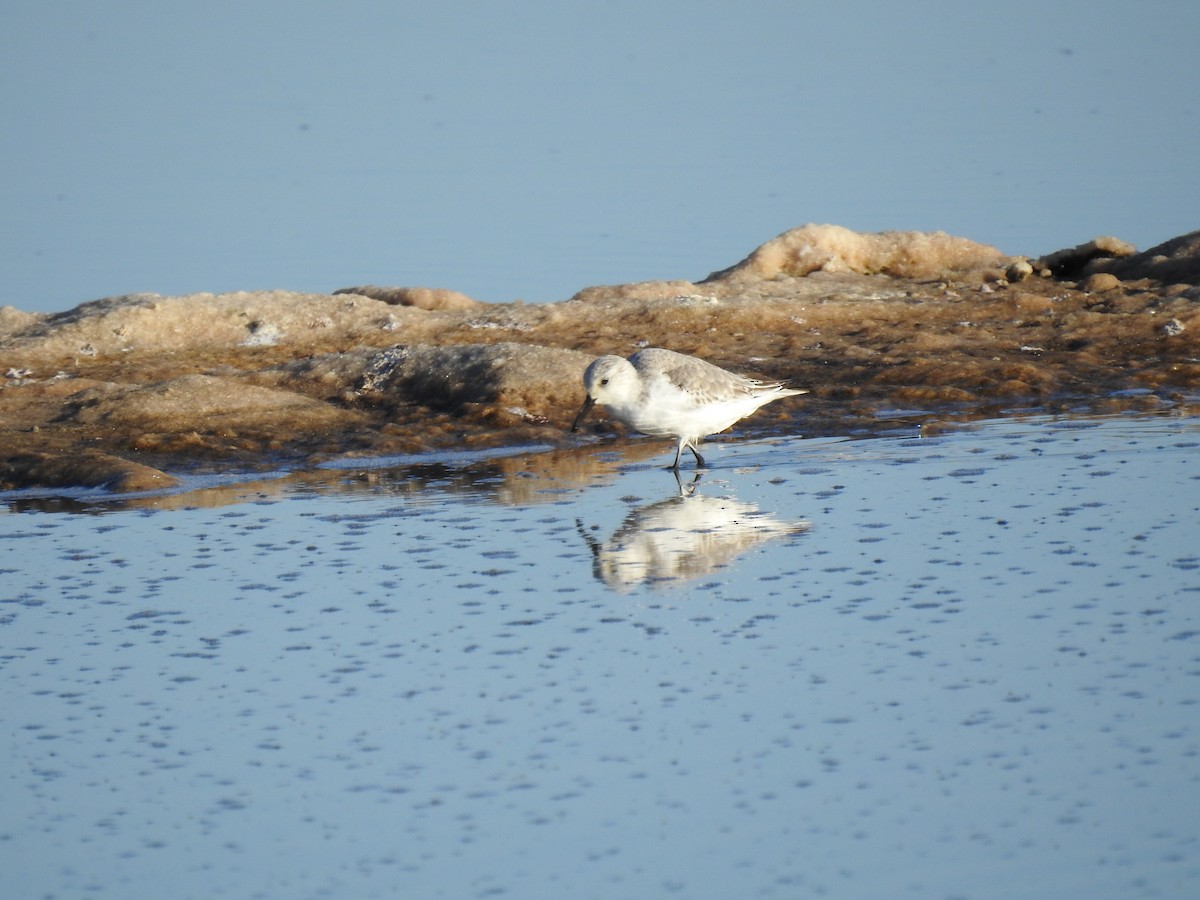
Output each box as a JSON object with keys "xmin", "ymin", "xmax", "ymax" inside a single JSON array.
[{"xmin": 3, "ymin": 0, "xmax": 1197, "ymax": 312}]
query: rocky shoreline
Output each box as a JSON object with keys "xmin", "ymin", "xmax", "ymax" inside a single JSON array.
[{"xmin": 2, "ymin": 224, "xmax": 1198, "ymax": 492}]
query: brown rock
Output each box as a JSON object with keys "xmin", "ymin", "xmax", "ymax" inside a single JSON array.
[
  {"xmin": 2, "ymin": 224, "xmax": 1199, "ymax": 493},
  {"xmin": 72, "ymin": 374, "xmax": 362, "ymax": 432},
  {"xmin": 0, "ymin": 450, "xmax": 177, "ymax": 492}
]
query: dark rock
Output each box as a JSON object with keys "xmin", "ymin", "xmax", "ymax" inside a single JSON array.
[
  {"xmin": 1087, "ymin": 230, "xmax": 1200, "ymax": 284},
  {"xmin": 1036, "ymin": 236, "xmax": 1136, "ymax": 278}
]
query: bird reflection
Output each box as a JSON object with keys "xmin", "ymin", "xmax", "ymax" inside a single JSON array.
[{"xmin": 577, "ymin": 478, "xmax": 808, "ymax": 592}]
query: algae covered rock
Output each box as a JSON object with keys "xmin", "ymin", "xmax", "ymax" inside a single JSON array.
[{"xmin": 2, "ymin": 224, "xmax": 1198, "ymax": 493}]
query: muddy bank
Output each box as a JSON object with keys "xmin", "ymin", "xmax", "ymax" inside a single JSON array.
[{"xmin": 2, "ymin": 224, "xmax": 1198, "ymax": 491}]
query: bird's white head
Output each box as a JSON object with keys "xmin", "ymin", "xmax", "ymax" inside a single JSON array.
[
  {"xmin": 571, "ymin": 355, "xmax": 634, "ymax": 432},
  {"xmin": 581, "ymin": 355, "xmax": 637, "ymax": 405}
]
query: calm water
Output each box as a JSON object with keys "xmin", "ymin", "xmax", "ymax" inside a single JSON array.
[{"xmin": 2, "ymin": 412, "xmax": 1198, "ymax": 899}]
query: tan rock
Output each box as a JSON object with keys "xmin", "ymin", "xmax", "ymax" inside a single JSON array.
[
  {"xmin": 568, "ymin": 280, "xmax": 702, "ymax": 304},
  {"xmin": 0, "ymin": 305, "xmax": 44, "ymax": 337},
  {"xmin": 1006, "ymin": 259, "xmax": 1035, "ymax": 282},
  {"xmin": 1080, "ymin": 272, "xmax": 1121, "ymax": 293},
  {"xmin": 334, "ymin": 285, "xmax": 483, "ymax": 311},
  {"xmin": 704, "ymin": 224, "xmax": 1008, "ymax": 282},
  {"xmin": 0, "ymin": 290, "xmax": 409, "ymax": 366}
]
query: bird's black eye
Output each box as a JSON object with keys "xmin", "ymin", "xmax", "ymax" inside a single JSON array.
[{"xmin": 600, "ymin": 377, "xmax": 609, "ymax": 386}]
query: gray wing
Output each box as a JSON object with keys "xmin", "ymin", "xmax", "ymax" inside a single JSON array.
[{"xmin": 629, "ymin": 348, "xmax": 760, "ymax": 405}]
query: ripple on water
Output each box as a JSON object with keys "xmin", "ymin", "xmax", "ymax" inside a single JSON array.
[{"xmin": 0, "ymin": 412, "xmax": 1198, "ymax": 899}]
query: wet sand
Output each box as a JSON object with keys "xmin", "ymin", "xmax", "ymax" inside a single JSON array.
[{"xmin": 2, "ymin": 224, "xmax": 1198, "ymax": 491}]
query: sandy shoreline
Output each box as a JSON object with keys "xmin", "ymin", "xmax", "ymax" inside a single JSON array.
[{"xmin": 2, "ymin": 224, "xmax": 1198, "ymax": 492}]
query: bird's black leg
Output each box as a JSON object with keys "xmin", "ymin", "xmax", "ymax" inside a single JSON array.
[
  {"xmin": 667, "ymin": 441, "xmax": 683, "ymax": 470},
  {"xmin": 689, "ymin": 442, "xmax": 706, "ymax": 468}
]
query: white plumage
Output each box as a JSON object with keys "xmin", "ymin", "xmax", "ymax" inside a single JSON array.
[{"xmin": 571, "ymin": 348, "xmax": 807, "ymax": 468}]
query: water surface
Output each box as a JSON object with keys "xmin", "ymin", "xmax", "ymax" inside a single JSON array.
[{"xmin": 2, "ymin": 412, "xmax": 1198, "ymax": 898}]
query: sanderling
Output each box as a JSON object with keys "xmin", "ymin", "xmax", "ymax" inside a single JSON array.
[{"xmin": 570, "ymin": 348, "xmax": 807, "ymax": 469}]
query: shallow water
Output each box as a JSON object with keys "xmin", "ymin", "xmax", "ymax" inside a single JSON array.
[{"xmin": 3, "ymin": 412, "xmax": 1198, "ymax": 899}]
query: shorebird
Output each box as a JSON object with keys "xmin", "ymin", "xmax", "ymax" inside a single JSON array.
[{"xmin": 571, "ymin": 348, "xmax": 806, "ymax": 468}]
